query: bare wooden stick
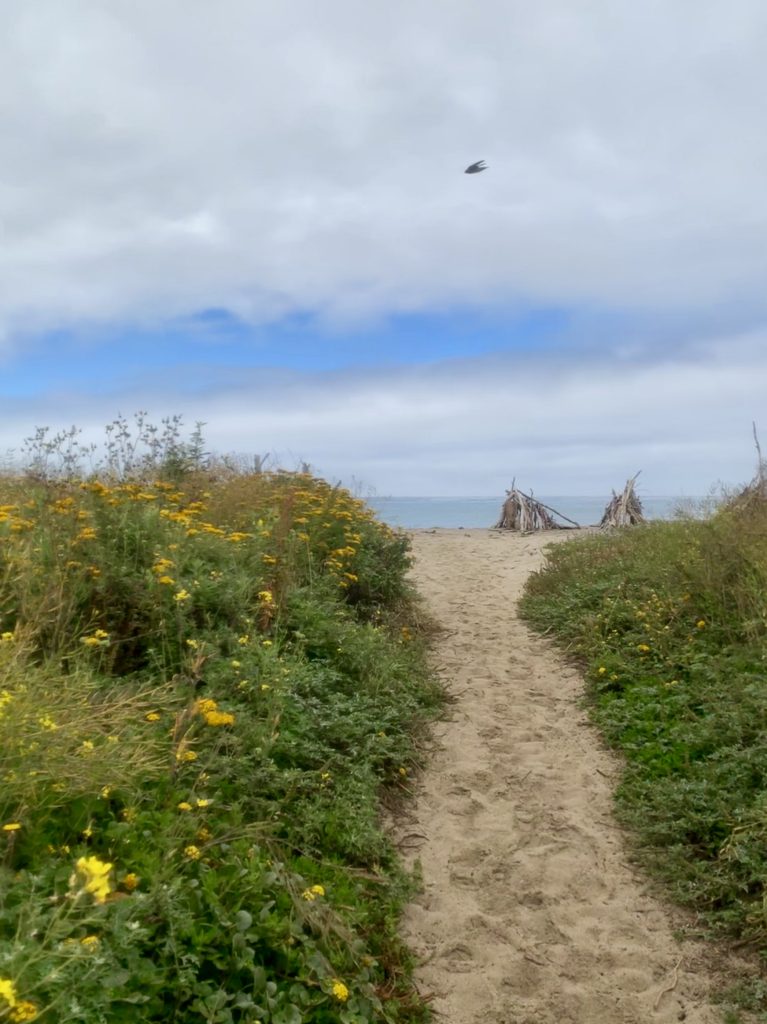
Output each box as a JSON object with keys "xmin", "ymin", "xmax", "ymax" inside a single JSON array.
[{"xmin": 653, "ymin": 956, "xmax": 682, "ymax": 1011}]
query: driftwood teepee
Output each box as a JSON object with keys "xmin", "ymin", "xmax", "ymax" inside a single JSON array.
[
  {"xmin": 495, "ymin": 482, "xmax": 579, "ymax": 531},
  {"xmin": 599, "ymin": 473, "xmax": 645, "ymax": 528}
]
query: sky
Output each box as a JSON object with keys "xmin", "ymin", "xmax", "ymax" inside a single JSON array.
[{"xmin": 1, "ymin": 0, "xmax": 765, "ymax": 496}]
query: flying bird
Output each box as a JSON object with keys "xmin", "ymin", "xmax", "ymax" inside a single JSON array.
[{"xmin": 464, "ymin": 160, "xmax": 487, "ymax": 174}]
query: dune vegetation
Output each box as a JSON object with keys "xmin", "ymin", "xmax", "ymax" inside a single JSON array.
[
  {"xmin": 520, "ymin": 486, "xmax": 767, "ymax": 1008},
  {"xmin": 0, "ymin": 419, "xmax": 441, "ymax": 1024}
]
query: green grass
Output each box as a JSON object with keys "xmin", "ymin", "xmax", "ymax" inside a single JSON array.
[
  {"xmin": 520, "ymin": 495, "xmax": 767, "ymax": 1010},
  {"xmin": 0, "ymin": 425, "xmax": 442, "ymax": 1023}
]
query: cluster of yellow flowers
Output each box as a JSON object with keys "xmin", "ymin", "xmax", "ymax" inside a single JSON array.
[
  {"xmin": 301, "ymin": 884, "xmax": 325, "ymax": 901},
  {"xmin": 73, "ymin": 855, "xmax": 113, "ymax": 904},
  {"xmin": 0, "ymin": 979, "xmax": 38, "ymax": 1021},
  {"xmin": 193, "ymin": 697, "xmax": 235, "ymax": 728}
]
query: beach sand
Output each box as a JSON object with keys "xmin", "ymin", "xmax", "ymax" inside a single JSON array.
[{"xmin": 395, "ymin": 528, "xmax": 728, "ymax": 1024}]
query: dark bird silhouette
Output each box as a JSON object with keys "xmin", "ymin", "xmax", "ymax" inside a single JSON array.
[{"xmin": 465, "ymin": 160, "xmax": 487, "ymax": 174}]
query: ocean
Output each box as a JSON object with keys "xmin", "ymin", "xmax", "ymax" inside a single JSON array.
[{"xmin": 367, "ymin": 495, "xmax": 690, "ymax": 530}]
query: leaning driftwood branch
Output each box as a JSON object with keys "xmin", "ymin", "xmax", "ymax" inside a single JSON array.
[
  {"xmin": 496, "ymin": 483, "xmax": 579, "ymax": 531},
  {"xmin": 600, "ymin": 472, "xmax": 645, "ymax": 528}
]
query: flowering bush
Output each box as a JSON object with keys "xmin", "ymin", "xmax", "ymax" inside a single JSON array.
[{"xmin": 0, "ymin": 422, "xmax": 439, "ymax": 1023}]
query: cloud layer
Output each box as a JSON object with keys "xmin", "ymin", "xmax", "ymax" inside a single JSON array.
[
  {"xmin": 2, "ymin": 0, "xmax": 767, "ymax": 340},
  {"xmin": 2, "ymin": 331, "xmax": 761, "ymax": 496}
]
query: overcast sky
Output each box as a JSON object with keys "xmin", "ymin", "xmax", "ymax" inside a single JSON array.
[{"xmin": 1, "ymin": 1, "xmax": 764, "ymax": 495}]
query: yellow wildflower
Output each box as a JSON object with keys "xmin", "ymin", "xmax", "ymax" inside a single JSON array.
[
  {"xmin": 145, "ymin": 711, "xmax": 161, "ymax": 722},
  {"xmin": 184, "ymin": 845, "xmax": 201, "ymax": 860},
  {"xmin": 121, "ymin": 872, "xmax": 140, "ymax": 891},
  {"xmin": 195, "ymin": 798, "xmax": 211, "ymax": 808},
  {"xmin": 186, "ymin": 638, "xmax": 200, "ymax": 649},
  {"xmin": 177, "ymin": 802, "xmax": 193, "ymax": 812},
  {"xmin": 11, "ymin": 1000, "xmax": 37, "ymax": 1021},
  {"xmin": 331, "ymin": 979, "xmax": 349, "ymax": 1002},
  {"xmin": 80, "ymin": 935, "xmax": 100, "ymax": 949},
  {"xmin": 157, "ymin": 575, "xmax": 175, "ymax": 585},
  {"xmin": 597, "ymin": 666, "xmax": 606, "ymax": 675},
  {"xmin": 74, "ymin": 855, "xmax": 113, "ymax": 904},
  {"xmin": 176, "ymin": 749, "xmax": 198, "ymax": 763},
  {"xmin": 203, "ymin": 710, "xmax": 235, "ymax": 727},
  {"xmin": 38, "ymin": 715, "xmax": 58, "ymax": 731},
  {"xmin": 301, "ymin": 884, "xmax": 325, "ymax": 901},
  {"xmin": 257, "ymin": 590, "xmax": 274, "ymax": 604},
  {"xmin": 696, "ymin": 619, "xmax": 706, "ymax": 628},
  {"xmin": 0, "ymin": 980, "xmax": 17, "ymax": 1008},
  {"xmin": 0, "ymin": 632, "xmax": 14, "ymax": 642},
  {"xmin": 637, "ymin": 644, "xmax": 650, "ymax": 653},
  {"xmin": 2, "ymin": 823, "xmax": 21, "ymax": 832},
  {"xmin": 238, "ymin": 635, "xmax": 249, "ymax": 645},
  {"xmin": 174, "ymin": 589, "xmax": 191, "ymax": 603},
  {"xmin": 194, "ymin": 698, "xmax": 218, "ymax": 715}
]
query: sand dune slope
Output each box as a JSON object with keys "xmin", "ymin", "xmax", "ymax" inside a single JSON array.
[{"xmin": 396, "ymin": 528, "xmax": 722, "ymax": 1024}]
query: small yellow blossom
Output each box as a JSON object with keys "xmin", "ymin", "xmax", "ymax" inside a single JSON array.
[
  {"xmin": 157, "ymin": 575, "xmax": 175, "ymax": 585},
  {"xmin": 257, "ymin": 590, "xmax": 274, "ymax": 604},
  {"xmin": 262, "ymin": 639, "xmax": 273, "ymax": 647},
  {"xmin": 195, "ymin": 798, "xmax": 211, "ymax": 808},
  {"xmin": 2, "ymin": 823, "xmax": 21, "ymax": 832},
  {"xmin": 203, "ymin": 710, "xmax": 235, "ymax": 727},
  {"xmin": 301, "ymin": 884, "xmax": 325, "ymax": 901},
  {"xmin": 696, "ymin": 619, "xmax": 706, "ymax": 628},
  {"xmin": 176, "ymin": 749, "xmax": 198, "ymax": 763},
  {"xmin": 145, "ymin": 712, "xmax": 161, "ymax": 722},
  {"xmin": 184, "ymin": 845, "xmax": 201, "ymax": 860},
  {"xmin": 74, "ymin": 855, "xmax": 113, "ymax": 904},
  {"xmin": 196, "ymin": 825, "xmax": 212, "ymax": 842},
  {"xmin": 0, "ymin": 981, "xmax": 18, "ymax": 1010},
  {"xmin": 11, "ymin": 999, "xmax": 38, "ymax": 1021},
  {"xmin": 38, "ymin": 715, "xmax": 58, "ymax": 731},
  {"xmin": 637, "ymin": 644, "xmax": 650, "ymax": 653},
  {"xmin": 80, "ymin": 935, "xmax": 100, "ymax": 949},
  {"xmin": 186, "ymin": 638, "xmax": 200, "ymax": 649},
  {"xmin": 1, "ymin": 632, "xmax": 14, "ymax": 642},
  {"xmin": 79, "ymin": 740, "xmax": 95, "ymax": 754},
  {"xmin": 238, "ymin": 635, "xmax": 249, "ymax": 645},
  {"xmin": 177, "ymin": 802, "xmax": 193, "ymax": 812},
  {"xmin": 260, "ymin": 683, "xmax": 271, "ymax": 692},
  {"xmin": 597, "ymin": 666, "xmax": 606, "ymax": 675},
  {"xmin": 122, "ymin": 872, "xmax": 140, "ymax": 891},
  {"xmin": 331, "ymin": 979, "xmax": 349, "ymax": 1002},
  {"xmin": 174, "ymin": 589, "xmax": 191, "ymax": 603}
]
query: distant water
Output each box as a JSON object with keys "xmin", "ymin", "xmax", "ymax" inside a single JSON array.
[{"xmin": 368, "ymin": 495, "xmax": 687, "ymax": 530}]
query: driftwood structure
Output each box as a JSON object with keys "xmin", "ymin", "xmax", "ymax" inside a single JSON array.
[
  {"xmin": 495, "ymin": 482, "xmax": 579, "ymax": 531},
  {"xmin": 599, "ymin": 473, "xmax": 645, "ymax": 528}
]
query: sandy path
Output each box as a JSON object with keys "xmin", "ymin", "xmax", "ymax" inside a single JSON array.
[{"xmin": 397, "ymin": 528, "xmax": 723, "ymax": 1024}]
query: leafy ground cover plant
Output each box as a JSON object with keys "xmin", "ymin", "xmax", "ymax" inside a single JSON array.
[
  {"xmin": 0, "ymin": 421, "xmax": 441, "ymax": 1023},
  {"xmin": 520, "ymin": 498, "xmax": 767, "ymax": 1011}
]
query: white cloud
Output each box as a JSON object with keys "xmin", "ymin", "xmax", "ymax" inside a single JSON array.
[
  {"xmin": 1, "ymin": 332, "xmax": 761, "ymax": 496},
  {"xmin": 1, "ymin": 0, "xmax": 767, "ymax": 340}
]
